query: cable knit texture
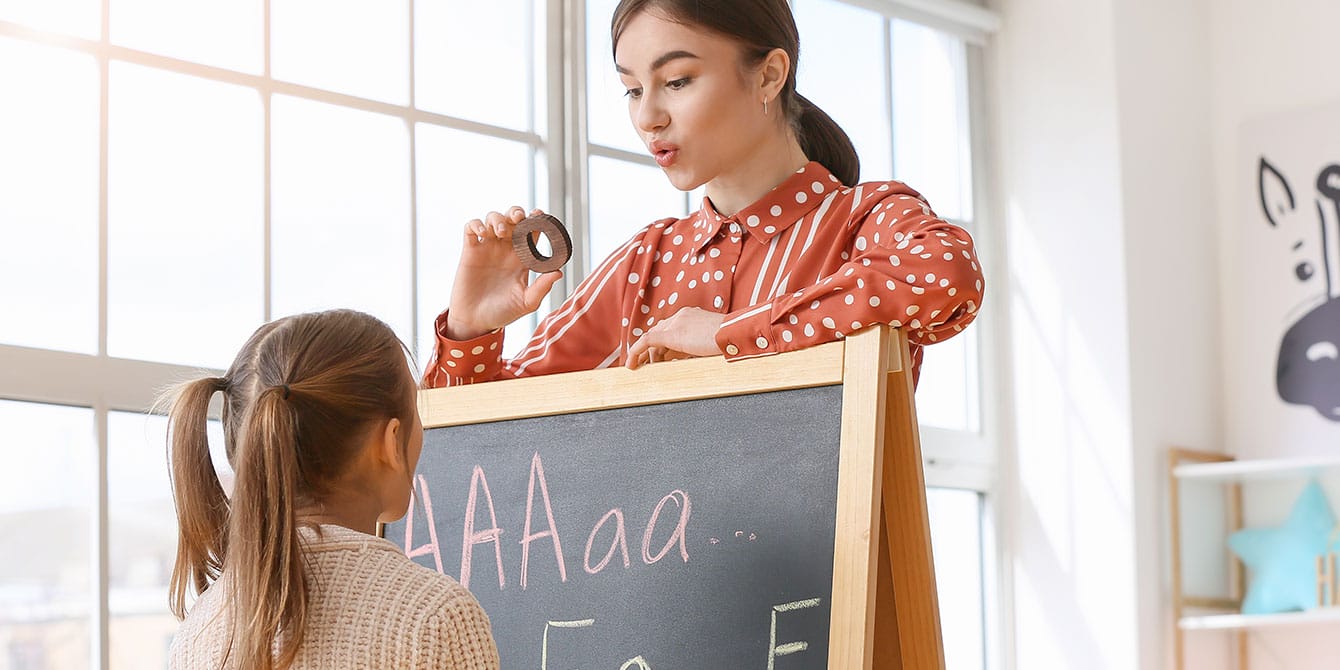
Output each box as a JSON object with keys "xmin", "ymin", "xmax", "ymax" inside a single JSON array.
[{"xmin": 169, "ymin": 524, "xmax": 499, "ymax": 669}]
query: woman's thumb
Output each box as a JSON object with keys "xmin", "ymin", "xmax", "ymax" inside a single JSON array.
[{"xmin": 524, "ymin": 270, "xmax": 563, "ymax": 310}]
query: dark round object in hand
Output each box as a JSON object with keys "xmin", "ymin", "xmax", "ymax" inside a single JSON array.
[{"xmin": 511, "ymin": 214, "xmax": 572, "ymax": 273}]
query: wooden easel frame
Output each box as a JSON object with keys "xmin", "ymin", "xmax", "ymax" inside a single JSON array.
[{"xmin": 412, "ymin": 326, "xmax": 944, "ymax": 669}]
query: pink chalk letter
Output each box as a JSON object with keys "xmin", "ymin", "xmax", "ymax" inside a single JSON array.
[
  {"xmin": 519, "ymin": 452, "xmax": 568, "ymax": 588},
  {"xmin": 642, "ymin": 490, "xmax": 691, "ymax": 565},
  {"xmin": 460, "ymin": 465, "xmax": 507, "ymax": 590},
  {"xmin": 404, "ymin": 475, "xmax": 445, "ymax": 574},
  {"xmin": 584, "ymin": 508, "xmax": 631, "ymax": 574}
]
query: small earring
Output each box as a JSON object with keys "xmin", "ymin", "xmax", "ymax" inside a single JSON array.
[{"xmin": 763, "ymin": 98, "xmax": 769, "ymax": 116}]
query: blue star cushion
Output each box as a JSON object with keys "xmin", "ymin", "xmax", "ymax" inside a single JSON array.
[{"xmin": 1228, "ymin": 479, "xmax": 1336, "ymax": 615}]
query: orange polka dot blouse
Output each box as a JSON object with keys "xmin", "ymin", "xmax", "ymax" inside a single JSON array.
[{"xmin": 423, "ymin": 162, "xmax": 984, "ymax": 389}]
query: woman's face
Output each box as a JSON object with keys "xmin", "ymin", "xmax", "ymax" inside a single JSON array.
[{"xmin": 615, "ymin": 10, "xmax": 772, "ymax": 191}]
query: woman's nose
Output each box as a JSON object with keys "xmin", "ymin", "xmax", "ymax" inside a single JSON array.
[{"xmin": 634, "ymin": 93, "xmax": 668, "ymax": 134}]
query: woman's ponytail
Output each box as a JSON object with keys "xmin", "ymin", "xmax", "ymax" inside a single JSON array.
[
  {"xmin": 167, "ymin": 376, "xmax": 230, "ymax": 620},
  {"xmin": 227, "ymin": 385, "xmax": 309, "ymax": 670},
  {"xmin": 794, "ymin": 93, "xmax": 860, "ymax": 186}
]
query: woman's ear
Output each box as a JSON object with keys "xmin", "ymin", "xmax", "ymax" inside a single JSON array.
[{"xmin": 759, "ymin": 47, "xmax": 791, "ymax": 104}]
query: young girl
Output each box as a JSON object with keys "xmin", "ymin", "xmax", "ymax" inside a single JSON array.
[
  {"xmin": 423, "ymin": 0, "xmax": 984, "ymax": 388},
  {"xmin": 166, "ymin": 309, "xmax": 499, "ymax": 669}
]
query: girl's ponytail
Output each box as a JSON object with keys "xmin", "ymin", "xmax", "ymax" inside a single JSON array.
[
  {"xmin": 167, "ymin": 376, "xmax": 230, "ymax": 620},
  {"xmin": 794, "ymin": 93, "xmax": 860, "ymax": 186},
  {"xmin": 227, "ymin": 385, "xmax": 309, "ymax": 670}
]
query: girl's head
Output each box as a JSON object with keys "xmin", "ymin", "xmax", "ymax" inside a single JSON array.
[
  {"xmin": 166, "ymin": 308, "xmax": 421, "ymax": 669},
  {"xmin": 612, "ymin": 0, "xmax": 859, "ymax": 188}
]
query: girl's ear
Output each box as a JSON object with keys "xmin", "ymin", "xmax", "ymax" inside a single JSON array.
[
  {"xmin": 378, "ymin": 417, "xmax": 404, "ymax": 470},
  {"xmin": 758, "ymin": 47, "xmax": 790, "ymax": 103}
]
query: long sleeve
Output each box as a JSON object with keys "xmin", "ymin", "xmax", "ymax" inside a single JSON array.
[
  {"xmin": 422, "ymin": 232, "xmax": 649, "ymax": 388},
  {"xmin": 418, "ymin": 596, "xmax": 500, "ymax": 670},
  {"xmin": 715, "ymin": 186, "xmax": 983, "ymax": 362}
]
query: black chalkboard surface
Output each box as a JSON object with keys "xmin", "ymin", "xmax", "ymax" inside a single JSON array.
[
  {"xmin": 382, "ymin": 327, "xmax": 945, "ymax": 669},
  {"xmin": 385, "ymin": 386, "xmax": 843, "ymax": 669}
]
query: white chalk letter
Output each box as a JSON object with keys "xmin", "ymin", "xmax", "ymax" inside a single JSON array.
[{"xmin": 767, "ymin": 598, "xmax": 822, "ymax": 669}]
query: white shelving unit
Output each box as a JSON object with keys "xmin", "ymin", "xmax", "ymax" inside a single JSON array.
[
  {"xmin": 1173, "ymin": 456, "xmax": 1340, "ymax": 482},
  {"xmin": 1180, "ymin": 608, "xmax": 1340, "ymax": 631},
  {"xmin": 1169, "ymin": 449, "xmax": 1340, "ymax": 670}
]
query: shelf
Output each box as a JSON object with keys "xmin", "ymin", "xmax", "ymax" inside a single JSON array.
[
  {"xmin": 1173, "ymin": 456, "xmax": 1340, "ymax": 482},
  {"xmin": 1180, "ymin": 608, "xmax": 1340, "ymax": 630}
]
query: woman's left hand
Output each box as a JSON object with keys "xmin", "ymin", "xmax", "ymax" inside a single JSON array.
[{"xmin": 626, "ymin": 307, "xmax": 725, "ymax": 370}]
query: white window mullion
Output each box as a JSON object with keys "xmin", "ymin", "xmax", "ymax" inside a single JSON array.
[
  {"xmin": 96, "ymin": 0, "xmax": 111, "ymax": 662},
  {"xmin": 263, "ymin": 0, "xmax": 273, "ymax": 323},
  {"xmin": 407, "ymin": 0, "xmax": 419, "ymax": 359}
]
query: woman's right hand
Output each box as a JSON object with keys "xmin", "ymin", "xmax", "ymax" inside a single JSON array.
[{"xmin": 445, "ymin": 206, "xmax": 564, "ymax": 340}]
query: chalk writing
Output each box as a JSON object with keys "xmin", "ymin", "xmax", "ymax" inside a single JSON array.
[{"xmin": 768, "ymin": 598, "xmax": 822, "ymax": 669}]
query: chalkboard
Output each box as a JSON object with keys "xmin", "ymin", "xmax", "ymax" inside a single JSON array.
[
  {"xmin": 386, "ymin": 386, "xmax": 843, "ymax": 668},
  {"xmin": 383, "ymin": 327, "xmax": 945, "ymax": 669}
]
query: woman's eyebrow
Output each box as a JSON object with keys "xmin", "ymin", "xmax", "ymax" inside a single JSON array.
[{"xmin": 616, "ymin": 50, "xmax": 701, "ymax": 75}]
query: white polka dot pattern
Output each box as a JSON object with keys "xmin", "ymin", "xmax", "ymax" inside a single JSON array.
[{"xmin": 422, "ymin": 163, "xmax": 983, "ymax": 389}]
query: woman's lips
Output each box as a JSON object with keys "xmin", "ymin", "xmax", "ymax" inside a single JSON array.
[
  {"xmin": 653, "ymin": 148, "xmax": 678, "ymax": 167},
  {"xmin": 649, "ymin": 141, "xmax": 679, "ymax": 168}
]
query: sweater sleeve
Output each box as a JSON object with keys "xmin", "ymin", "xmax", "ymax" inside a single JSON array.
[
  {"xmin": 419, "ymin": 591, "xmax": 500, "ymax": 670},
  {"xmin": 715, "ymin": 186, "xmax": 983, "ymax": 359},
  {"xmin": 421, "ymin": 232, "xmax": 648, "ymax": 388}
]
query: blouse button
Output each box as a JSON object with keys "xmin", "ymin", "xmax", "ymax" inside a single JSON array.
[
  {"xmin": 725, "ymin": 343, "xmax": 740, "ymax": 356},
  {"xmin": 728, "ymin": 223, "xmax": 742, "ymax": 234},
  {"xmin": 755, "ymin": 336, "xmax": 769, "ymax": 349}
]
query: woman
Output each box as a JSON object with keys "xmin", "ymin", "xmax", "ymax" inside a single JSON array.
[
  {"xmin": 167, "ymin": 309, "xmax": 498, "ymax": 669},
  {"xmin": 424, "ymin": 0, "xmax": 983, "ymax": 388}
]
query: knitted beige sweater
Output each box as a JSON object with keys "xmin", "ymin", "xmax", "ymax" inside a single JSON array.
[{"xmin": 169, "ymin": 524, "xmax": 499, "ymax": 669}]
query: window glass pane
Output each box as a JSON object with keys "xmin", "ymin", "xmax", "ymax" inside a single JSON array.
[
  {"xmin": 415, "ymin": 124, "xmax": 536, "ymax": 361},
  {"xmin": 107, "ymin": 411, "xmax": 228, "ymax": 670},
  {"xmin": 917, "ymin": 328, "xmax": 980, "ymax": 432},
  {"xmin": 794, "ymin": 0, "xmax": 893, "ymax": 182},
  {"xmin": 271, "ymin": 0, "xmax": 409, "ymax": 105},
  {"xmin": 892, "ymin": 19, "xmax": 972, "ymax": 221},
  {"xmin": 0, "ymin": 400, "xmax": 94, "ymax": 669},
  {"xmin": 415, "ymin": 0, "xmax": 532, "ymax": 131},
  {"xmin": 0, "ymin": 0, "xmax": 99, "ymax": 39},
  {"xmin": 586, "ymin": 156, "xmax": 684, "ymax": 271},
  {"xmin": 271, "ymin": 95, "xmax": 412, "ymax": 344},
  {"xmin": 0, "ymin": 39, "xmax": 99, "ymax": 354},
  {"xmin": 107, "ymin": 63, "xmax": 264, "ymax": 370},
  {"xmin": 585, "ymin": 0, "xmax": 642, "ymax": 154},
  {"xmin": 927, "ymin": 488, "xmax": 985, "ymax": 670},
  {"xmin": 111, "ymin": 0, "xmax": 263, "ymax": 74}
]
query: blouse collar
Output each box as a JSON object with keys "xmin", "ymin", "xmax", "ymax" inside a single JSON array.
[{"xmin": 692, "ymin": 162, "xmax": 842, "ymax": 252}]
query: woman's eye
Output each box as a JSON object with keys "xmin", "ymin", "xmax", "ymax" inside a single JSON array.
[
  {"xmin": 666, "ymin": 78, "xmax": 690, "ymax": 90},
  {"xmin": 623, "ymin": 88, "xmax": 642, "ymax": 99}
]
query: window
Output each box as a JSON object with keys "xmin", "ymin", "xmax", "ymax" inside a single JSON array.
[
  {"xmin": 0, "ymin": 401, "xmax": 95, "ymax": 669},
  {"xmin": 0, "ymin": 0, "xmax": 998, "ymax": 667}
]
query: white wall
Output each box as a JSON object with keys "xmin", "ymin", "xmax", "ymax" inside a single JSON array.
[
  {"xmin": 1111, "ymin": 0, "xmax": 1219, "ymax": 668},
  {"xmin": 989, "ymin": 0, "xmax": 1222, "ymax": 667},
  {"xmin": 988, "ymin": 0, "xmax": 1137, "ymax": 665}
]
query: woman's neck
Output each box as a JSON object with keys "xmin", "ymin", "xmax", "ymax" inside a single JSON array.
[{"xmin": 704, "ymin": 131, "xmax": 809, "ymax": 217}]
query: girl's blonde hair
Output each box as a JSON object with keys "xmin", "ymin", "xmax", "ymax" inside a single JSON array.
[{"xmin": 166, "ymin": 309, "xmax": 415, "ymax": 670}]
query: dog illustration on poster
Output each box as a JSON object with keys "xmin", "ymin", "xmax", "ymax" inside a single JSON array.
[{"xmin": 1258, "ymin": 157, "xmax": 1340, "ymax": 421}]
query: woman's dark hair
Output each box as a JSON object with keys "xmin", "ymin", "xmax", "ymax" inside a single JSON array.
[
  {"xmin": 612, "ymin": 0, "xmax": 860, "ymax": 186},
  {"xmin": 165, "ymin": 309, "xmax": 415, "ymax": 670}
]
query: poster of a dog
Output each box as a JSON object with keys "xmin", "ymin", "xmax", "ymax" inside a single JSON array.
[{"xmin": 1226, "ymin": 101, "xmax": 1340, "ymax": 459}]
